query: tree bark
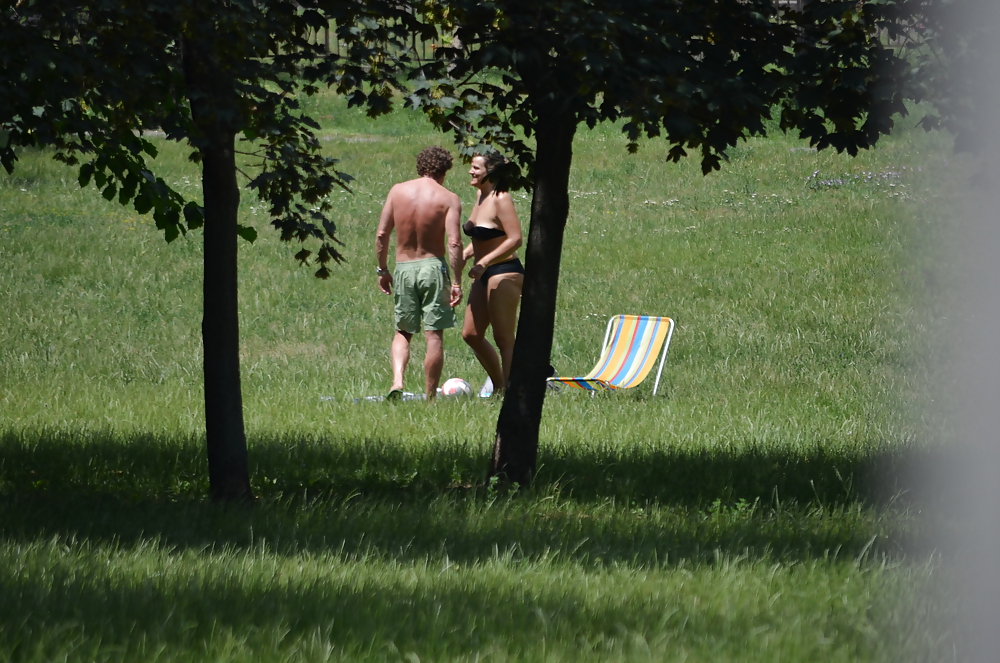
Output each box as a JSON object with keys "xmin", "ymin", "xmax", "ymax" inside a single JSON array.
[
  {"xmin": 183, "ymin": 32, "xmax": 253, "ymax": 502},
  {"xmin": 488, "ymin": 110, "xmax": 576, "ymax": 485}
]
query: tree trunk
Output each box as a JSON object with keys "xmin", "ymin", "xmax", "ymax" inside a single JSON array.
[
  {"xmin": 488, "ymin": 110, "xmax": 577, "ymax": 485},
  {"xmin": 183, "ymin": 32, "xmax": 253, "ymax": 502}
]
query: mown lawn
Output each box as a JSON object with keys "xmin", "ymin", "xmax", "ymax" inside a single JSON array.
[{"xmin": 0, "ymin": 91, "xmax": 964, "ymax": 661}]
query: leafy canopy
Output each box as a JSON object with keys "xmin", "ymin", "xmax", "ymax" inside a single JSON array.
[
  {"xmin": 400, "ymin": 0, "xmax": 929, "ymax": 178},
  {"xmin": 0, "ymin": 0, "xmax": 422, "ymax": 275}
]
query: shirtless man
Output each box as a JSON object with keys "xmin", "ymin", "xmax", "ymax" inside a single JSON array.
[{"xmin": 375, "ymin": 146, "xmax": 464, "ymax": 400}]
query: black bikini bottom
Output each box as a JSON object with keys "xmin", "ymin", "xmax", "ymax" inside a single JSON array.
[{"xmin": 480, "ymin": 257, "xmax": 524, "ymax": 286}]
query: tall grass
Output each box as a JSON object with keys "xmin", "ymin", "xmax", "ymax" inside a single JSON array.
[{"xmin": 0, "ymin": 91, "xmax": 966, "ymax": 661}]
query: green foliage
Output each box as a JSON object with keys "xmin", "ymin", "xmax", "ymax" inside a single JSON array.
[
  {"xmin": 0, "ymin": 0, "xmax": 421, "ymax": 272},
  {"xmin": 400, "ymin": 0, "xmax": 930, "ymax": 179}
]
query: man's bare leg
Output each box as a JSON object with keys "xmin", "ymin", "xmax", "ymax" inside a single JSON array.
[
  {"xmin": 390, "ymin": 330, "xmax": 412, "ymax": 392},
  {"xmin": 424, "ymin": 329, "xmax": 445, "ymax": 400}
]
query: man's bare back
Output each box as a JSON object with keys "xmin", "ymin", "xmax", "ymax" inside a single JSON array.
[{"xmin": 377, "ymin": 177, "xmax": 462, "ymax": 263}]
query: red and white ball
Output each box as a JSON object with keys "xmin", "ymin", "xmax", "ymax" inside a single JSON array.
[{"xmin": 440, "ymin": 378, "xmax": 473, "ymax": 397}]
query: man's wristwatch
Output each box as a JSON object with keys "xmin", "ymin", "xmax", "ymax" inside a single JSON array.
[{"xmin": 376, "ymin": 267, "xmax": 390, "ymax": 277}]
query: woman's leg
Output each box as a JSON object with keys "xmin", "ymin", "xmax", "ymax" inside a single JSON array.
[
  {"xmin": 461, "ymin": 279, "xmax": 504, "ymax": 388},
  {"xmin": 486, "ymin": 273, "xmax": 524, "ymax": 388}
]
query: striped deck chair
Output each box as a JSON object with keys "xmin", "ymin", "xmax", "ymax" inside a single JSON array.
[{"xmin": 548, "ymin": 315, "xmax": 675, "ymax": 395}]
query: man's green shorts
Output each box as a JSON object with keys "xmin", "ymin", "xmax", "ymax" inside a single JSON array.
[{"xmin": 393, "ymin": 256, "xmax": 456, "ymax": 333}]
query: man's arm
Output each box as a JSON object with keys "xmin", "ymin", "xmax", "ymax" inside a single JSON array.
[
  {"xmin": 445, "ymin": 192, "xmax": 464, "ymax": 306},
  {"xmin": 375, "ymin": 190, "xmax": 395, "ymax": 295}
]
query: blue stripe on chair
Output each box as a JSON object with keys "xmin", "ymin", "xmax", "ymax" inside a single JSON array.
[
  {"xmin": 607, "ymin": 316, "xmax": 650, "ymax": 385},
  {"xmin": 616, "ymin": 317, "xmax": 661, "ymax": 387}
]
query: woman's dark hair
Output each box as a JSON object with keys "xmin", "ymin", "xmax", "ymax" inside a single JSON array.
[{"xmin": 477, "ymin": 152, "xmax": 511, "ymax": 193}]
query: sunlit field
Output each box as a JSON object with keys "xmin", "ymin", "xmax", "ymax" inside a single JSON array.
[{"xmin": 0, "ymin": 90, "xmax": 966, "ymax": 661}]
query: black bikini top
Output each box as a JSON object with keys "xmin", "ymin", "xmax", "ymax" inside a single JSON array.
[{"xmin": 463, "ymin": 221, "xmax": 506, "ymax": 241}]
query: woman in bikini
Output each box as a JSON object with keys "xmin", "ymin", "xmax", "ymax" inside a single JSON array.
[{"xmin": 461, "ymin": 152, "xmax": 524, "ymax": 394}]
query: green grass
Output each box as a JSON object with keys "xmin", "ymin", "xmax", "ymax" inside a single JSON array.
[{"xmin": 0, "ymin": 91, "xmax": 966, "ymax": 661}]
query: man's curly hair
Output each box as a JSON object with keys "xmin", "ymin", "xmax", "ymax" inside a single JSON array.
[{"xmin": 416, "ymin": 146, "xmax": 453, "ymax": 178}]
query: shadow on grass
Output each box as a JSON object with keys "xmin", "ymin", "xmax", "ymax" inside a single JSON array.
[
  {"xmin": 0, "ymin": 427, "xmax": 943, "ymax": 567},
  {"xmin": 0, "ymin": 426, "xmax": 939, "ymax": 504}
]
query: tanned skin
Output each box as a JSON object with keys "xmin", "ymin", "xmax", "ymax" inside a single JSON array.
[
  {"xmin": 461, "ymin": 155, "xmax": 523, "ymax": 391},
  {"xmin": 375, "ymin": 170, "xmax": 463, "ymax": 399}
]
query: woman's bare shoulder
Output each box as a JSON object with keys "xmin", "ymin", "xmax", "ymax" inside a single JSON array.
[{"xmin": 492, "ymin": 190, "xmax": 519, "ymax": 215}]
